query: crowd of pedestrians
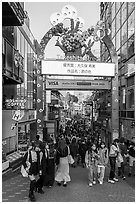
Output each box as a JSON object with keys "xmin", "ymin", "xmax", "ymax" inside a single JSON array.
[{"xmin": 21, "ymin": 120, "xmax": 135, "ymax": 202}]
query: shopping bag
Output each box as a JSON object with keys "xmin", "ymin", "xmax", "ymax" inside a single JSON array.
[
  {"xmin": 68, "ymin": 155, "xmax": 75, "ymax": 164},
  {"xmin": 117, "ymin": 153, "xmax": 124, "ymax": 163},
  {"xmin": 21, "ymin": 165, "xmax": 28, "ymax": 177},
  {"xmin": 21, "ymin": 151, "xmax": 30, "ymax": 177}
]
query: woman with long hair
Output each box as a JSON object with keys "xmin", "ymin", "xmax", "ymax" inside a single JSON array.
[
  {"xmin": 108, "ymin": 139, "xmax": 119, "ymax": 184},
  {"xmin": 55, "ymin": 138, "xmax": 71, "ymax": 187}
]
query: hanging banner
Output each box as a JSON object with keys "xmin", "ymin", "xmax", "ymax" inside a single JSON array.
[
  {"xmin": 42, "ymin": 59, "xmax": 115, "ymax": 77},
  {"xmin": 45, "ymin": 79, "xmax": 111, "ymax": 90}
]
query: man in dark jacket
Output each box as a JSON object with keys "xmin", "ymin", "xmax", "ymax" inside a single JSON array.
[
  {"xmin": 36, "ymin": 143, "xmax": 48, "ymax": 193},
  {"xmin": 22, "ymin": 141, "xmax": 40, "ymax": 201},
  {"xmin": 118, "ymin": 137, "xmax": 128, "ymax": 179},
  {"xmin": 128, "ymin": 141, "xmax": 135, "ymax": 176},
  {"xmin": 79, "ymin": 139, "xmax": 87, "ymax": 167}
]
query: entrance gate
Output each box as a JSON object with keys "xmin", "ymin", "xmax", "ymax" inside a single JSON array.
[{"xmin": 35, "ymin": 5, "xmax": 119, "ymax": 141}]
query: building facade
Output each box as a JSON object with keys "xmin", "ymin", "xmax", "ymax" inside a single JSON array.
[
  {"xmin": 98, "ymin": 2, "xmax": 135, "ymax": 144},
  {"xmin": 2, "ymin": 2, "xmax": 37, "ymax": 164}
]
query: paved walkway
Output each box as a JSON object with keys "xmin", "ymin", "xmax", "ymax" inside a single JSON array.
[{"xmin": 2, "ymin": 165, "xmax": 135, "ymax": 202}]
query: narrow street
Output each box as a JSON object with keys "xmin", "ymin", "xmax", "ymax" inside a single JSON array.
[{"xmin": 2, "ymin": 165, "xmax": 135, "ymax": 202}]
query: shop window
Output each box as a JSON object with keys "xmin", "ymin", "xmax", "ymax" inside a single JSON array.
[
  {"xmin": 6, "ymin": 41, "xmax": 13, "ymax": 72},
  {"xmin": 121, "ymin": 3, "xmax": 127, "ymax": 25},
  {"xmin": 128, "ymin": 2, "xmax": 135, "ymax": 16},
  {"xmin": 127, "ymin": 88, "xmax": 134, "ymax": 109},
  {"xmin": 120, "ymin": 88, "xmax": 126, "ymax": 110},
  {"xmin": 121, "ymin": 22, "xmax": 127, "ymax": 45},
  {"xmin": 111, "ymin": 3, "xmax": 115, "ymax": 21},
  {"xmin": 112, "ymin": 37, "xmax": 115, "ymax": 47},
  {"xmin": 111, "ymin": 20, "xmax": 116, "ymax": 38},
  {"xmin": 116, "ymin": 30, "xmax": 120, "ymax": 50},
  {"xmin": 20, "ymin": 33, "xmax": 25, "ymax": 58},
  {"xmin": 127, "ymin": 111, "xmax": 134, "ymax": 118},
  {"xmin": 128, "ymin": 11, "xmax": 135, "ymax": 39},
  {"xmin": 127, "ymin": 76, "xmax": 134, "ymax": 87},
  {"xmin": 116, "ymin": 2, "xmax": 121, "ymax": 14},
  {"xmin": 121, "ymin": 42, "xmax": 127, "ymax": 61},
  {"xmin": 120, "ymin": 111, "xmax": 126, "ymax": 118},
  {"xmin": 17, "ymin": 28, "xmax": 20, "ymax": 52},
  {"xmin": 116, "ymin": 11, "xmax": 121, "ymax": 33},
  {"xmin": 128, "ymin": 34, "xmax": 134, "ymax": 58}
]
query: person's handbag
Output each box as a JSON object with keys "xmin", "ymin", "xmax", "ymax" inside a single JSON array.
[
  {"xmin": 117, "ymin": 152, "xmax": 124, "ymax": 163},
  {"xmin": 21, "ymin": 151, "xmax": 30, "ymax": 177},
  {"xmin": 21, "ymin": 165, "xmax": 28, "ymax": 177},
  {"xmin": 68, "ymin": 154, "xmax": 74, "ymax": 164},
  {"xmin": 67, "ymin": 146, "xmax": 74, "ymax": 164}
]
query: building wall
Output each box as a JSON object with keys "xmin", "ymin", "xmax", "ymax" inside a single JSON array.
[
  {"xmin": 99, "ymin": 2, "xmax": 135, "ymax": 141},
  {"xmin": 2, "ymin": 10, "xmax": 37, "ymax": 154}
]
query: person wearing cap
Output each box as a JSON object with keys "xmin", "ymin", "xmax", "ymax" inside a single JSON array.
[{"xmin": 22, "ymin": 141, "xmax": 40, "ymax": 202}]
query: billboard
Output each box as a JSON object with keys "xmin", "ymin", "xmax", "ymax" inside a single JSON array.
[
  {"xmin": 45, "ymin": 79, "xmax": 111, "ymax": 90},
  {"xmin": 42, "ymin": 59, "xmax": 115, "ymax": 77}
]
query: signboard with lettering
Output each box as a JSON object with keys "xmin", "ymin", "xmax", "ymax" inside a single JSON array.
[
  {"xmin": 45, "ymin": 79, "xmax": 111, "ymax": 90},
  {"xmin": 42, "ymin": 59, "xmax": 115, "ymax": 77},
  {"xmin": 5, "ymin": 99, "xmax": 26, "ymax": 109},
  {"xmin": 12, "ymin": 110, "xmax": 24, "ymax": 121}
]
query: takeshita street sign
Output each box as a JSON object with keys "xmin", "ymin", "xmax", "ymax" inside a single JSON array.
[
  {"xmin": 42, "ymin": 59, "xmax": 115, "ymax": 77},
  {"xmin": 45, "ymin": 78, "xmax": 111, "ymax": 90}
]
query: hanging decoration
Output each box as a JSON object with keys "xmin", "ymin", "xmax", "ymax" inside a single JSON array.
[{"xmin": 38, "ymin": 5, "xmax": 111, "ymax": 60}]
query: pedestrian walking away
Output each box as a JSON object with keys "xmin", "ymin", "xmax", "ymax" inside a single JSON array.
[
  {"xmin": 69, "ymin": 136, "xmax": 79, "ymax": 168},
  {"xmin": 55, "ymin": 138, "xmax": 71, "ymax": 187}
]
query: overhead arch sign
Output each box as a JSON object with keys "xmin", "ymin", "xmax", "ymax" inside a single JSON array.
[
  {"xmin": 45, "ymin": 79, "xmax": 111, "ymax": 90},
  {"xmin": 42, "ymin": 59, "xmax": 115, "ymax": 77}
]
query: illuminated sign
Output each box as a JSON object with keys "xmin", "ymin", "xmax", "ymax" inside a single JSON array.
[
  {"xmin": 5, "ymin": 99, "xmax": 26, "ymax": 108},
  {"xmin": 45, "ymin": 79, "xmax": 111, "ymax": 90},
  {"xmin": 42, "ymin": 59, "xmax": 115, "ymax": 77}
]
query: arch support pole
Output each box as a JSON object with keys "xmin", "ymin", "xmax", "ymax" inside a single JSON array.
[{"xmin": 102, "ymin": 35, "xmax": 119, "ymax": 140}]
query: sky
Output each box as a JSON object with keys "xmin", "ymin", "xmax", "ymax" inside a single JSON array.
[{"xmin": 25, "ymin": 2, "xmax": 100, "ymax": 58}]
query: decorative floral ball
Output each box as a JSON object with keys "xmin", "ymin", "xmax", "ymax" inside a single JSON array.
[{"xmin": 82, "ymin": 31, "xmax": 89, "ymax": 39}]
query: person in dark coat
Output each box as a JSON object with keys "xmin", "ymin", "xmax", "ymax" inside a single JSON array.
[
  {"xmin": 69, "ymin": 137, "xmax": 79, "ymax": 168},
  {"xmin": 43, "ymin": 141, "xmax": 55, "ymax": 187},
  {"xmin": 118, "ymin": 137, "xmax": 128, "ymax": 179},
  {"xmin": 22, "ymin": 141, "xmax": 40, "ymax": 202},
  {"xmin": 35, "ymin": 143, "xmax": 48, "ymax": 193},
  {"xmin": 79, "ymin": 139, "xmax": 87, "ymax": 167},
  {"xmin": 35, "ymin": 134, "xmax": 43, "ymax": 150}
]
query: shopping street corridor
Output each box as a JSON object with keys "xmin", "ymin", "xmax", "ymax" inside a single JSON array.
[{"xmin": 2, "ymin": 165, "xmax": 135, "ymax": 202}]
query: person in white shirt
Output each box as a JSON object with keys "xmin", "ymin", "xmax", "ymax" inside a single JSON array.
[{"xmin": 108, "ymin": 139, "xmax": 119, "ymax": 184}]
